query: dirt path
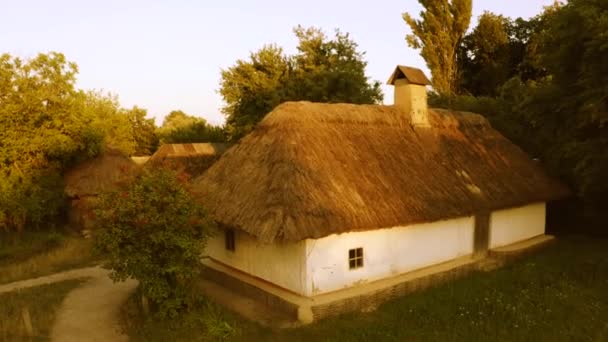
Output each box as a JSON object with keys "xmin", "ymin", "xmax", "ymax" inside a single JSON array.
[
  {"xmin": 0, "ymin": 266, "xmax": 138, "ymax": 342},
  {"xmin": 0, "ymin": 266, "xmax": 104, "ymax": 294},
  {"xmin": 50, "ymin": 273, "xmax": 137, "ymax": 342}
]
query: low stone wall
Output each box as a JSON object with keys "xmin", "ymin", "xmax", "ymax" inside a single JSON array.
[
  {"xmin": 489, "ymin": 235, "xmax": 556, "ymax": 263},
  {"xmin": 200, "ymin": 264, "xmax": 300, "ymax": 320},
  {"xmin": 200, "ymin": 235, "xmax": 555, "ymax": 325}
]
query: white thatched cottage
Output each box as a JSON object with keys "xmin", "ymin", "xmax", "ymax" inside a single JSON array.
[{"xmin": 193, "ymin": 66, "xmax": 567, "ymax": 323}]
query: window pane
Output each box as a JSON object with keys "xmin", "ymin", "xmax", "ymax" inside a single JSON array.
[
  {"xmin": 356, "ymin": 248, "xmax": 363, "ymax": 258},
  {"xmin": 225, "ymin": 230, "xmax": 235, "ymax": 251},
  {"xmin": 349, "ymin": 249, "xmax": 355, "ymax": 258},
  {"xmin": 349, "ymin": 259, "xmax": 356, "ymax": 269},
  {"xmin": 356, "ymin": 258, "xmax": 363, "ymax": 268}
]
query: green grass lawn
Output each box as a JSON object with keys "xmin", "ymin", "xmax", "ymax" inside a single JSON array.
[
  {"xmin": 0, "ymin": 279, "xmax": 83, "ymax": 341},
  {"xmin": 0, "ymin": 230, "xmax": 98, "ymax": 284},
  {"xmin": 122, "ymin": 236, "xmax": 608, "ymax": 342}
]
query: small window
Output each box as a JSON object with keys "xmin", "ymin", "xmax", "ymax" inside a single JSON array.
[
  {"xmin": 225, "ymin": 229, "xmax": 235, "ymax": 252},
  {"xmin": 348, "ymin": 247, "xmax": 364, "ymax": 269}
]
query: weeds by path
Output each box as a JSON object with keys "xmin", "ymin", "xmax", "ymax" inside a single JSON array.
[
  {"xmin": 0, "ymin": 279, "xmax": 83, "ymax": 341},
  {"xmin": 0, "ymin": 231, "xmax": 98, "ymax": 285}
]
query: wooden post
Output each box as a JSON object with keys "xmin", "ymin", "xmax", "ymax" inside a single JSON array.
[
  {"xmin": 141, "ymin": 294, "xmax": 150, "ymax": 316},
  {"xmin": 21, "ymin": 307, "xmax": 34, "ymax": 337}
]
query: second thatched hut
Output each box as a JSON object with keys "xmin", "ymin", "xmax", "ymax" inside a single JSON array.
[
  {"xmin": 64, "ymin": 148, "xmax": 139, "ymax": 230},
  {"xmin": 147, "ymin": 143, "xmax": 230, "ymax": 176}
]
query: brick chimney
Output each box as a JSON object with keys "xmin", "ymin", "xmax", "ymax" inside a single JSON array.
[{"xmin": 387, "ymin": 66, "xmax": 432, "ymax": 127}]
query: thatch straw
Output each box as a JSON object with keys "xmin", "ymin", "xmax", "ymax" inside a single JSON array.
[
  {"xmin": 131, "ymin": 156, "xmax": 150, "ymax": 165},
  {"xmin": 64, "ymin": 148, "xmax": 139, "ymax": 198},
  {"xmin": 147, "ymin": 143, "xmax": 230, "ymax": 176},
  {"xmin": 193, "ymin": 102, "xmax": 569, "ymax": 243}
]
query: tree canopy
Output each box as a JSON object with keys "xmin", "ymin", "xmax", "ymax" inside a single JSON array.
[
  {"xmin": 430, "ymin": 0, "xmax": 608, "ymax": 233},
  {"xmin": 404, "ymin": 0, "xmax": 473, "ymax": 95},
  {"xmin": 220, "ymin": 26, "xmax": 383, "ymax": 140},
  {"xmin": 157, "ymin": 110, "xmax": 226, "ymax": 144},
  {"xmin": 457, "ymin": 11, "xmax": 550, "ymax": 96},
  {"xmin": 94, "ymin": 168, "xmax": 215, "ymax": 317},
  {"xmin": 0, "ymin": 52, "xmax": 158, "ymax": 231}
]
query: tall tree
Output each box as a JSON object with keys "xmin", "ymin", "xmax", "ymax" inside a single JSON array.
[
  {"xmin": 0, "ymin": 52, "xmax": 102, "ymax": 231},
  {"xmin": 157, "ymin": 110, "xmax": 225, "ymax": 144},
  {"xmin": 457, "ymin": 12, "xmax": 550, "ymax": 96},
  {"xmin": 160, "ymin": 110, "xmax": 206, "ymax": 132},
  {"xmin": 458, "ymin": 12, "xmax": 511, "ymax": 96},
  {"xmin": 84, "ymin": 91, "xmax": 138, "ymax": 155},
  {"xmin": 124, "ymin": 106, "xmax": 158, "ymax": 156},
  {"xmin": 220, "ymin": 45, "xmax": 289, "ymax": 139},
  {"xmin": 404, "ymin": 0, "xmax": 473, "ymax": 95},
  {"xmin": 288, "ymin": 26, "xmax": 383, "ymax": 104},
  {"xmin": 220, "ymin": 26, "xmax": 382, "ymax": 140}
]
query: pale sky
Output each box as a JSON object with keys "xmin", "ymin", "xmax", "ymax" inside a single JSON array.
[{"xmin": 1, "ymin": 0, "xmax": 555, "ymax": 125}]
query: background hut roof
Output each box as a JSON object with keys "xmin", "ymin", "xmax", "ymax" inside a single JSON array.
[
  {"xmin": 147, "ymin": 143, "xmax": 230, "ymax": 176},
  {"xmin": 64, "ymin": 148, "xmax": 138, "ymax": 198},
  {"xmin": 193, "ymin": 102, "xmax": 568, "ymax": 243},
  {"xmin": 131, "ymin": 156, "xmax": 150, "ymax": 165}
]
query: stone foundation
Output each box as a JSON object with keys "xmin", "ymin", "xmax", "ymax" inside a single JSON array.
[{"xmin": 200, "ymin": 235, "xmax": 555, "ymax": 325}]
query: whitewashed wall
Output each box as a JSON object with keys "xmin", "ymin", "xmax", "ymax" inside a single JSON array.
[
  {"xmin": 489, "ymin": 202, "xmax": 546, "ymax": 248},
  {"xmin": 205, "ymin": 231, "xmax": 308, "ymax": 295},
  {"xmin": 303, "ymin": 216, "xmax": 475, "ymax": 296}
]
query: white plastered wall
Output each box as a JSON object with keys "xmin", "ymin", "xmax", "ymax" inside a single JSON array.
[
  {"xmin": 205, "ymin": 230, "xmax": 308, "ymax": 296},
  {"xmin": 394, "ymin": 79, "xmax": 429, "ymax": 127},
  {"xmin": 489, "ymin": 202, "xmax": 546, "ymax": 249},
  {"xmin": 303, "ymin": 216, "xmax": 475, "ymax": 296}
]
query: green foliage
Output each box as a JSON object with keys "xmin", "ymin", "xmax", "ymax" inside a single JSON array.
[
  {"xmin": 403, "ymin": 0, "xmax": 473, "ymax": 95},
  {"xmin": 94, "ymin": 168, "xmax": 215, "ymax": 317},
  {"xmin": 157, "ymin": 110, "xmax": 226, "ymax": 144},
  {"xmin": 0, "ymin": 279, "xmax": 83, "ymax": 340},
  {"xmin": 0, "ymin": 52, "xmax": 159, "ymax": 231},
  {"xmin": 220, "ymin": 26, "xmax": 383, "ymax": 140},
  {"xmin": 122, "ymin": 292, "xmax": 240, "ymax": 342},
  {"xmin": 84, "ymin": 91, "xmax": 138, "ymax": 155},
  {"xmin": 288, "ymin": 26, "xmax": 383, "ymax": 105},
  {"xmin": 220, "ymin": 45, "xmax": 290, "ymax": 139},
  {"xmin": 0, "ymin": 52, "xmax": 102, "ymax": 231},
  {"xmin": 0, "ymin": 230, "xmax": 64, "ymax": 265},
  {"xmin": 125, "ymin": 106, "xmax": 159, "ymax": 156},
  {"xmin": 457, "ymin": 11, "xmax": 550, "ymax": 96},
  {"xmin": 433, "ymin": 0, "xmax": 608, "ymax": 232},
  {"xmin": 160, "ymin": 110, "xmax": 205, "ymax": 132}
]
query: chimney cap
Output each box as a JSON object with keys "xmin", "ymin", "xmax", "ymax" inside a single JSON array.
[{"xmin": 387, "ymin": 66, "xmax": 432, "ymax": 86}]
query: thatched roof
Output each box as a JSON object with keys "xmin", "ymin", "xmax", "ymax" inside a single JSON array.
[
  {"xmin": 147, "ymin": 143, "xmax": 230, "ymax": 176},
  {"xmin": 387, "ymin": 66, "xmax": 432, "ymax": 86},
  {"xmin": 131, "ymin": 156, "xmax": 150, "ymax": 165},
  {"xmin": 64, "ymin": 148, "xmax": 139, "ymax": 198},
  {"xmin": 193, "ymin": 102, "xmax": 568, "ymax": 243}
]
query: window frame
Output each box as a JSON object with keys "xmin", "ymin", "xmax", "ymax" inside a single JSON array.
[
  {"xmin": 225, "ymin": 229, "xmax": 235, "ymax": 252},
  {"xmin": 348, "ymin": 247, "xmax": 364, "ymax": 270}
]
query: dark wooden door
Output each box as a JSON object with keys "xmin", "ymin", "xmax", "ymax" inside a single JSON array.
[{"xmin": 474, "ymin": 212, "xmax": 490, "ymax": 256}]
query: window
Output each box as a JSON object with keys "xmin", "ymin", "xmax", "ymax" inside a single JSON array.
[
  {"xmin": 348, "ymin": 247, "xmax": 364, "ymax": 269},
  {"xmin": 225, "ymin": 229, "xmax": 235, "ymax": 252}
]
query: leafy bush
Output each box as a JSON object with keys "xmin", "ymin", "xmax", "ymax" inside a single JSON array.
[{"xmin": 94, "ymin": 168, "xmax": 215, "ymax": 317}]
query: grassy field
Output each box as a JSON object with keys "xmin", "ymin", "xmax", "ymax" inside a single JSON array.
[
  {"xmin": 0, "ymin": 230, "xmax": 97, "ymax": 284},
  {"xmin": 122, "ymin": 235, "xmax": 608, "ymax": 342},
  {"xmin": 0, "ymin": 279, "xmax": 83, "ymax": 341}
]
